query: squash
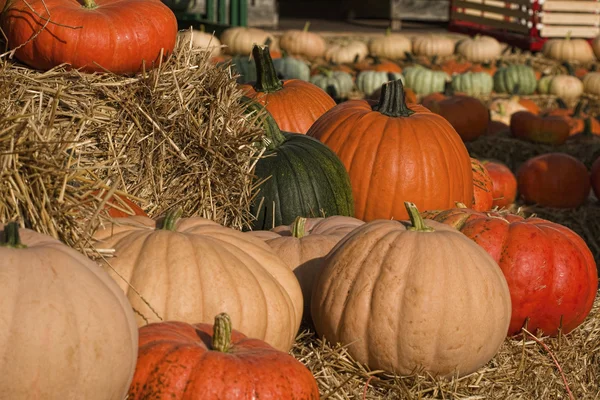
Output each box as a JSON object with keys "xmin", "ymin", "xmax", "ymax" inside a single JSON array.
[
  {"xmin": 542, "ymin": 34, "xmax": 595, "ymax": 63},
  {"xmin": 368, "ymin": 28, "xmax": 412, "ymax": 60},
  {"xmin": 309, "ymin": 69, "xmax": 355, "ymax": 101},
  {"xmin": 0, "ymin": 223, "xmax": 138, "ymax": 400},
  {"xmin": 306, "ymin": 79, "xmax": 474, "ymax": 221},
  {"xmin": 356, "ymin": 70, "xmax": 404, "ymax": 96},
  {"xmin": 481, "ymin": 160, "xmax": 517, "ymax": 207},
  {"xmin": 451, "ymin": 71, "xmax": 494, "ymax": 97},
  {"xmin": 244, "ymin": 99, "xmax": 354, "ymax": 231},
  {"xmin": 582, "ymin": 71, "xmax": 600, "ymax": 96},
  {"xmin": 471, "ymin": 158, "xmax": 494, "ymax": 211},
  {"xmin": 403, "ymin": 65, "xmax": 450, "ymax": 95},
  {"xmin": 273, "ymin": 56, "xmax": 311, "ymax": 81},
  {"xmin": 456, "ymin": 35, "xmax": 502, "ymax": 63},
  {"xmin": 510, "ymin": 111, "xmax": 571, "ymax": 145},
  {"xmin": 494, "ymin": 64, "xmax": 537, "ymax": 95},
  {"xmin": 517, "ymin": 153, "xmax": 591, "ymax": 208},
  {"xmin": 92, "ymin": 211, "xmax": 304, "ymax": 352},
  {"xmin": 489, "ymin": 97, "xmax": 528, "ymax": 125},
  {"xmin": 241, "ymin": 45, "xmax": 336, "ymax": 134},
  {"xmin": 1, "ymin": 0, "xmax": 177, "ymax": 74},
  {"xmin": 128, "ymin": 313, "xmax": 320, "ymax": 399},
  {"xmin": 412, "ymin": 34, "xmax": 455, "ymax": 57},
  {"xmin": 422, "ymin": 206, "xmax": 598, "ymax": 336},
  {"xmin": 592, "ymin": 157, "xmax": 600, "ymax": 199},
  {"xmin": 178, "ymin": 26, "xmax": 221, "ymax": 57},
  {"xmin": 279, "ymin": 21, "xmax": 326, "ymax": 60},
  {"xmin": 220, "ymin": 27, "xmax": 278, "ymax": 56},
  {"xmin": 311, "ymin": 202, "xmax": 511, "ymax": 377}
]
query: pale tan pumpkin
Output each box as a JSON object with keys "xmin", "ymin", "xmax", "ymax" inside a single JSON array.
[
  {"xmin": 311, "ymin": 203, "xmax": 511, "ymax": 378},
  {"xmin": 178, "ymin": 27, "xmax": 222, "ymax": 57},
  {"xmin": 548, "ymin": 75, "xmax": 583, "ymax": 101},
  {"xmin": 249, "ymin": 215, "xmax": 365, "ymax": 239},
  {"xmin": 220, "ymin": 26, "xmax": 278, "ymax": 56},
  {"xmin": 489, "ymin": 96, "xmax": 528, "ymax": 125},
  {"xmin": 279, "ymin": 22, "xmax": 326, "ymax": 60},
  {"xmin": 592, "ymin": 34, "xmax": 600, "ymax": 60},
  {"xmin": 0, "ymin": 223, "xmax": 138, "ymax": 400},
  {"xmin": 583, "ymin": 72, "xmax": 600, "ymax": 96},
  {"xmin": 456, "ymin": 35, "xmax": 502, "ymax": 62},
  {"xmin": 412, "ymin": 34, "xmax": 455, "ymax": 57},
  {"xmin": 368, "ymin": 28, "xmax": 412, "ymax": 60},
  {"xmin": 542, "ymin": 35, "xmax": 595, "ymax": 63},
  {"xmin": 324, "ymin": 41, "xmax": 369, "ymax": 64},
  {"xmin": 92, "ymin": 212, "xmax": 303, "ymax": 352}
]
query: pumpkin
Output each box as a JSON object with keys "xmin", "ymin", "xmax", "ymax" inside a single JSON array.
[
  {"xmin": 486, "ymin": 120, "xmax": 510, "ymax": 136},
  {"xmin": 249, "ymin": 215, "xmax": 365, "ymax": 240},
  {"xmin": 90, "ymin": 190, "xmax": 147, "ymax": 218},
  {"xmin": 493, "ymin": 64, "xmax": 537, "ymax": 95},
  {"xmin": 309, "ymin": 69, "xmax": 355, "ymax": 101},
  {"xmin": 229, "ymin": 55, "xmax": 257, "ymax": 83},
  {"xmin": 368, "ymin": 28, "xmax": 412, "ymax": 60},
  {"xmin": 412, "ymin": 34, "xmax": 455, "ymax": 57},
  {"xmin": 306, "ymin": 79, "xmax": 474, "ymax": 221},
  {"xmin": 456, "ymin": 35, "xmax": 502, "ymax": 63},
  {"xmin": 489, "ymin": 97, "xmax": 528, "ymax": 125},
  {"xmin": 1, "ymin": 0, "xmax": 177, "ymax": 74},
  {"xmin": 220, "ymin": 27, "xmax": 278, "ymax": 56},
  {"xmin": 536, "ymin": 75, "xmax": 553, "ymax": 94},
  {"xmin": 438, "ymin": 57, "xmax": 473, "ymax": 75},
  {"xmin": 567, "ymin": 117, "xmax": 600, "ymax": 144},
  {"xmin": 469, "ymin": 61, "xmax": 498, "ymax": 76},
  {"xmin": 517, "ymin": 153, "xmax": 591, "ymax": 208},
  {"xmin": 592, "ymin": 157, "xmax": 600, "ymax": 199},
  {"xmin": 279, "ymin": 21, "xmax": 326, "ymax": 60},
  {"xmin": 592, "ymin": 35, "xmax": 600, "ymax": 60},
  {"xmin": 582, "ymin": 71, "xmax": 600, "ymax": 96},
  {"xmin": 273, "ymin": 56, "xmax": 311, "ymax": 81},
  {"xmin": 421, "ymin": 81, "xmax": 489, "ymax": 142},
  {"xmin": 244, "ymin": 99, "xmax": 354, "ymax": 231},
  {"xmin": 509, "ymin": 85, "xmax": 540, "ymax": 114},
  {"xmin": 92, "ymin": 211, "xmax": 304, "ymax": 352},
  {"xmin": 356, "ymin": 70, "xmax": 404, "ymax": 96},
  {"xmin": 544, "ymin": 99, "xmax": 600, "ymax": 135},
  {"xmin": 481, "ymin": 160, "xmax": 517, "ymax": 207},
  {"xmin": 510, "ymin": 111, "xmax": 570, "ymax": 145},
  {"xmin": 545, "ymin": 67, "xmax": 584, "ymax": 102},
  {"xmin": 0, "ymin": 223, "xmax": 138, "ymax": 399},
  {"xmin": 241, "ymin": 45, "xmax": 336, "ymax": 134},
  {"xmin": 354, "ymin": 58, "xmax": 403, "ymax": 73},
  {"xmin": 451, "ymin": 71, "xmax": 494, "ymax": 97},
  {"xmin": 422, "ymin": 206, "xmax": 598, "ymax": 336},
  {"xmin": 178, "ymin": 26, "xmax": 221, "ymax": 57},
  {"xmin": 128, "ymin": 313, "xmax": 320, "ymax": 399},
  {"xmin": 368, "ymin": 85, "xmax": 418, "ymax": 103},
  {"xmin": 311, "ymin": 202, "xmax": 511, "ymax": 377},
  {"xmin": 542, "ymin": 34, "xmax": 595, "ymax": 63},
  {"xmin": 403, "ymin": 65, "xmax": 450, "ymax": 95},
  {"xmin": 471, "ymin": 158, "xmax": 494, "ymax": 211},
  {"xmin": 324, "ymin": 41, "xmax": 369, "ymax": 64}
]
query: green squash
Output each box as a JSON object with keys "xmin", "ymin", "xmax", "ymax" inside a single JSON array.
[
  {"xmin": 310, "ymin": 69, "xmax": 355, "ymax": 100},
  {"xmin": 356, "ymin": 70, "xmax": 404, "ymax": 96},
  {"xmin": 228, "ymin": 55, "xmax": 257, "ymax": 83},
  {"xmin": 403, "ymin": 65, "xmax": 450, "ymax": 95},
  {"xmin": 451, "ymin": 71, "xmax": 493, "ymax": 97},
  {"xmin": 537, "ymin": 75, "xmax": 553, "ymax": 94},
  {"xmin": 493, "ymin": 64, "xmax": 537, "ymax": 95},
  {"xmin": 243, "ymin": 99, "xmax": 355, "ymax": 231},
  {"xmin": 273, "ymin": 56, "xmax": 311, "ymax": 81}
]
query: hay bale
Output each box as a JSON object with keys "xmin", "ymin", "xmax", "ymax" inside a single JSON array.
[
  {"xmin": 0, "ymin": 38, "xmax": 263, "ymax": 251},
  {"xmin": 292, "ymin": 294, "xmax": 600, "ymax": 399}
]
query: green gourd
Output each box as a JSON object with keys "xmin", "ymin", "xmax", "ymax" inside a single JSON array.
[
  {"xmin": 310, "ymin": 69, "xmax": 355, "ymax": 100},
  {"xmin": 273, "ymin": 56, "xmax": 311, "ymax": 81},
  {"xmin": 403, "ymin": 65, "xmax": 450, "ymax": 96},
  {"xmin": 356, "ymin": 70, "xmax": 404, "ymax": 97},
  {"xmin": 493, "ymin": 64, "xmax": 537, "ymax": 95},
  {"xmin": 451, "ymin": 71, "xmax": 493, "ymax": 97}
]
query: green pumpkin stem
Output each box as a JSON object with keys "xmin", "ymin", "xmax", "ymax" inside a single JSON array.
[
  {"xmin": 555, "ymin": 98, "xmax": 568, "ymax": 109},
  {"xmin": 373, "ymin": 79, "xmax": 415, "ymax": 117},
  {"xmin": 581, "ymin": 118, "xmax": 593, "ymax": 137},
  {"xmin": 443, "ymin": 79, "xmax": 454, "ymax": 96},
  {"xmin": 572, "ymin": 100, "xmax": 584, "ymax": 117},
  {"xmin": 241, "ymin": 97, "xmax": 286, "ymax": 150},
  {"xmin": 0, "ymin": 222, "xmax": 27, "ymax": 248},
  {"xmin": 562, "ymin": 62, "xmax": 575, "ymax": 76},
  {"xmin": 252, "ymin": 45, "xmax": 283, "ymax": 93},
  {"xmin": 82, "ymin": 0, "xmax": 97, "ymax": 8},
  {"xmin": 405, "ymin": 202, "xmax": 434, "ymax": 232},
  {"xmin": 291, "ymin": 217, "xmax": 307, "ymax": 238},
  {"xmin": 303, "ymin": 21, "xmax": 311, "ymax": 32},
  {"xmin": 212, "ymin": 313, "xmax": 233, "ymax": 353},
  {"xmin": 159, "ymin": 209, "xmax": 183, "ymax": 231}
]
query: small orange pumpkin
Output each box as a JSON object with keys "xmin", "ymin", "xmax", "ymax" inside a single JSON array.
[{"xmin": 481, "ymin": 160, "xmax": 517, "ymax": 207}]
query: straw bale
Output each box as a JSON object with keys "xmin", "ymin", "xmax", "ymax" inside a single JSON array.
[{"xmin": 0, "ymin": 37, "xmax": 263, "ymax": 251}]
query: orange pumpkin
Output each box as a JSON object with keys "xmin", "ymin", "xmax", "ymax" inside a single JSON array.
[
  {"xmin": 592, "ymin": 157, "xmax": 600, "ymax": 200},
  {"xmin": 471, "ymin": 158, "xmax": 494, "ymax": 211},
  {"xmin": 517, "ymin": 153, "xmax": 591, "ymax": 208},
  {"xmin": 90, "ymin": 190, "xmax": 147, "ymax": 218},
  {"xmin": 354, "ymin": 57, "xmax": 402, "ymax": 73},
  {"xmin": 545, "ymin": 99, "xmax": 600, "ymax": 135},
  {"xmin": 486, "ymin": 120, "xmax": 510, "ymax": 136},
  {"xmin": 306, "ymin": 79, "xmax": 474, "ymax": 222},
  {"xmin": 469, "ymin": 61, "xmax": 498, "ymax": 76},
  {"xmin": 482, "ymin": 160, "xmax": 517, "ymax": 207},
  {"xmin": 510, "ymin": 111, "xmax": 571, "ymax": 145},
  {"xmin": 241, "ymin": 45, "xmax": 335, "ymax": 134}
]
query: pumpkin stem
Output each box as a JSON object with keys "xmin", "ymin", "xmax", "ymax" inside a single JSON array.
[
  {"xmin": 443, "ymin": 79, "xmax": 454, "ymax": 96},
  {"xmin": 242, "ymin": 96, "xmax": 286, "ymax": 150},
  {"xmin": 581, "ymin": 118, "xmax": 593, "ymax": 137},
  {"xmin": 303, "ymin": 21, "xmax": 311, "ymax": 32},
  {"xmin": 212, "ymin": 313, "xmax": 233, "ymax": 353},
  {"xmin": 82, "ymin": 0, "xmax": 97, "ymax": 9},
  {"xmin": 0, "ymin": 222, "xmax": 27, "ymax": 248},
  {"xmin": 562, "ymin": 62, "xmax": 575, "ymax": 76},
  {"xmin": 252, "ymin": 45, "xmax": 283, "ymax": 93},
  {"xmin": 373, "ymin": 79, "xmax": 415, "ymax": 117},
  {"xmin": 572, "ymin": 100, "xmax": 584, "ymax": 117},
  {"xmin": 405, "ymin": 202, "xmax": 434, "ymax": 232},
  {"xmin": 159, "ymin": 209, "xmax": 183, "ymax": 231},
  {"xmin": 291, "ymin": 216, "xmax": 307, "ymax": 238},
  {"xmin": 555, "ymin": 98, "xmax": 568, "ymax": 109}
]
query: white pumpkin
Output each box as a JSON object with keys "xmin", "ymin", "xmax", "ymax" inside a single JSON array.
[
  {"xmin": 368, "ymin": 28, "xmax": 412, "ymax": 60},
  {"xmin": 412, "ymin": 34, "xmax": 456, "ymax": 57},
  {"xmin": 324, "ymin": 41, "xmax": 369, "ymax": 64},
  {"xmin": 279, "ymin": 22, "xmax": 327, "ymax": 60},
  {"xmin": 456, "ymin": 35, "xmax": 502, "ymax": 62},
  {"xmin": 178, "ymin": 27, "xmax": 222, "ymax": 57},
  {"xmin": 220, "ymin": 26, "xmax": 279, "ymax": 56}
]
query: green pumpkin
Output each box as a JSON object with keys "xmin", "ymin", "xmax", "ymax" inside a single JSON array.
[
  {"xmin": 356, "ymin": 71, "xmax": 404, "ymax": 96},
  {"xmin": 228, "ymin": 56, "xmax": 257, "ymax": 83},
  {"xmin": 403, "ymin": 66, "xmax": 450, "ymax": 95},
  {"xmin": 537, "ymin": 75, "xmax": 553, "ymax": 94},
  {"xmin": 451, "ymin": 71, "xmax": 493, "ymax": 97},
  {"xmin": 243, "ymin": 99, "xmax": 354, "ymax": 231},
  {"xmin": 310, "ymin": 70, "xmax": 355, "ymax": 100},
  {"xmin": 493, "ymin": 65, "xmax": 537, "ymax": 95},
  {"xmin": 273, "ymin": 56, "xmax": 310, "ymax": 81}
]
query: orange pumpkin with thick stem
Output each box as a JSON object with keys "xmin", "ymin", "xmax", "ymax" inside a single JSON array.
[
  {"xmin": 241, "ymin": 45, "xmax": 335, "ymax": 134},
  {"xmin": 1, "ymin": 0, "xmax": 177, "ymax": 74},
  {"xmin": 306, "ymin": 79, "xmax": 474, "ymax": 222},
  {"xmin": 517, "ymin": 153, "xmax": 591, "ymax": 208},
  {"xmin": 510, "ymin": 111, "xmax": 570, "ymax": 145},
  {"xmin": 481, "ymin": 160, "xmax": 517, "ymax": 207},
  {"xmin": 128, "ymin": 313, "xmax": 320, "ymax": 400},
  {"xmin": 592, "ymin": 157, "xmax": 600, "ymax": 199},
  {"xmin": 471, "ymin": 158, "xmax": 494, "ymax": 211}
]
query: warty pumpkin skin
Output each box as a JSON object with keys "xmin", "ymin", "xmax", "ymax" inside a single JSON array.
[
  {"xmin": 241, "ymin": 45, "xmax": 336, "ymax": 134},
  {"xmin": 311, "ymin": 202, "xmax": 511, "ymax": 378},
  {"xmin": 307, "ymin": 79, "xmax": 474, "ymax": 222},
  {"xmin": 0, "ymin": 223, "xmax": 138, "ymax": 400},
  {"xmin": 92, "ymin": 212, "xmax": 304, "ymax": 352},
  {"xmin": 421, "ymin": 207, "xmax": 598, "ymax": 336},
  {"xmin": 128, "ymin": 314, "xmax": 320, "ymax": 400},
  {"xmin": 1, "ymin": 0, "xmax": 177, "ymax": 74}
]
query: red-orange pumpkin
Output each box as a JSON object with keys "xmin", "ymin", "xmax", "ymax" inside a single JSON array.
[
  {"xmin": 1, "ymin": 0, "xmax": 177, "ymax": 74},
  {"xmin": 481, "ymin": 160, "xmax": 517, "ymax": 207},
  {"xmin": 241, "ymin": 45, "xmax": 335, "ymax": 134},
  {"xmin": 510, "ymin": 111, "xmax": 570, "ymax": 145},
  {"xmin": 517, "ymin": 153, "xmax": 591, "ymax": 208},
  {"xmin": 592, "ymin": 157, "xmax": 600, "ymax": 200},
  {"xmin": 306, "ymin": 79, "xmax": 474, "ymax": 222},
  {"xmin": 422, "ymin": 206, "xmax": 598, "ymax": 336},
  {"xmin": 471, "ymin": 158, "xmax": 494, "ymax": 211},
  {"xmin": 90, "ymin": 190, "xmax": 147, "ymax": 218},
  {"xmin": 544, "ymin": 100, "xmax": 600, "ymax": 135},
  {"xmin": 128, "ymin": 313, "xmax": 320, "ymax": 399}
]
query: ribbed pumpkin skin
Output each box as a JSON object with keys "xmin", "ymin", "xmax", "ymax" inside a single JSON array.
[
  {"xmin": 482, "ymin": 160, "xmax": 517, "ymax": 207},
  {"xmin": 250, "ymin": 132, "xmax": 355, "ymax": 230},
  {"xmin": 452, "ymin": 71, "xmax": 494, "ymax": 96},
  {"xmin": 306, "ymin": 99, "xmax": 474, "ymax": 222},
  {"xmin": 493, "ymin": 65, "xmax": 537, "ymax": 95},
  {"xmin": 403, "ymin": 66, "xmax": 450, "ymax": 95},
  {"xmin": 356, "ymin": 71, "xmax": 404, "ymax": 96},
  {"xmin": 422, "ymin": 208, "xmax": 599, "ymax": 336},
  {"xmin": 310, "ymin": 71, "xmax": 354, "ymax": 99},
  {"xmin": 128, "ymin": 320, "xmax": 320, "ymax": 400}
]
